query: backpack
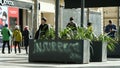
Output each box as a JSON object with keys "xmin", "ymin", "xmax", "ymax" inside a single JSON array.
[
  {"xmin": 14, "ymin": 30, "xmax": 22, "ymax": 42},
  {"xmin": 17, "ymin": 31, "xmax": 22, "ymax": 41}
]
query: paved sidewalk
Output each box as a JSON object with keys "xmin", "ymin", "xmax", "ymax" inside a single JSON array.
[{"xmin": 0, "ymin": 48, "xmax": 120, "ymax": 68}]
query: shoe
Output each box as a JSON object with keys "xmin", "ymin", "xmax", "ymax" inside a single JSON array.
[
  {"xmin": 19, "ymin": 51, "xmax": 21, "ymax": 53},
  {"xmin": 8, "ymin": 52, "xmax": 10, "ymax": 54},
  {"xmin": 2, "ymin": 52, "xmax": 5, "ymax": 54},
  {"xmin": 26, "ymin": 52, "xmax": 28, "ymax": 54}
]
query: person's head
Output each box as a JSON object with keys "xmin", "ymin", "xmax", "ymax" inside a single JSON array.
[
  {"xmin": 24, "ymin": 26, "xmax": 28, "ymax": 30},
  {"xmin": 70, "ymin": 17, "xmax": 74, "ymax": 21},
  {"xmin": 15, "ymin": 25, "xmax": 19, "ymax": 30},
  {"xmin": 41, "ymin": 17, "xmax": 47, "ymax": 24},
  {"xmin": 2, "ymin": 11, "xmax": 7, "ymax": 19},
  {"xmin": 4, "ymin": 24, "xmax": 8, "ymax": 27},
  {"xmin": 109, "ymin": 20, "xmax": 112, "ymax": 25},
  {"xmin": 87, "ymin": 22, "xmax": 92, "ymax": 27}
]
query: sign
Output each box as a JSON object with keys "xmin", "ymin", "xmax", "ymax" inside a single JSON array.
[
  {"xmin": 0, "ymin": 6, "xmax": 8, "ymax": 29},
  {"xmin": 0, "ymin": 0, "xmax": 14, "ymax": 6},
  {"xmin": 0, "ymin": 6, "xmax": 19, "ymax": 29},
  {"xmin": 8, "ymin": 6, "xmax": 19, "ymax": 31},
  {"xmin": 8, "ymin": 7, "xmax": 18, "ymax": 17}
]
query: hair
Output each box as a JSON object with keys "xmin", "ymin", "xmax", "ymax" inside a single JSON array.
[
  {"xmin": 24, "ymin": 26, "xmax": 28, "ymax": 30},
  {"xmin": 15, "ymin": 25, "xmax": 19, "ymax": 29},
  {"xmin": 70, "ymin": 17, "xmax": 74, "ymax": 21},
  {"xmin": 2, "ymin": 11, "xmax": 7, "ymax": 18},
  {"xmin": 109, "ymin": 20, "xmax": 112, "ymax": 24},
  {"xmin": 41, "ymin": 17, "xmax": 47, "ymax": 22},
  {"xmin": 87, "ymin": 22, "xmax": 92, "ymax": 27},
  {"xmin": 5, "ymin": 24, "xmax": 8, "ymax": 27}
]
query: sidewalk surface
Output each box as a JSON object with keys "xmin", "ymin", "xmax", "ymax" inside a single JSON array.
[{"xmin": 0, "ymin": 48, "xmax": 120, "ymax": 68}]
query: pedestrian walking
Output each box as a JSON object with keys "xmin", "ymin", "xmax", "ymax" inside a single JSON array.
[
  {"xmin": 1, "ymin": 24, "xmax": 11, "ymax": 54},
  {"xmin": 23, "ymin": 26, "xmax": 29, "ymax": 54},
  {"xmin": 13, "ymin": 25, "xmax": 22, "ymax": 54}
]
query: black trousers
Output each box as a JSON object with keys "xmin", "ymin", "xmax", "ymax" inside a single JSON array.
[
  {"xmin": 2, "ymin": 41, "xmax": 10, "ymax": 53},
  {"xmin": 14, "ymin": 41, "xmax": 21, "ymax": 53},
  {"xmin": 24, "ymin": 39, "xmax": 29, "ymax": 53}
]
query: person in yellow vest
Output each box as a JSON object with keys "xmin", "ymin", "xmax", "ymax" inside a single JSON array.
[
  {"xmin": 87, "ymin": 22, "xmax": 93, "ymax": 32},
  {"xmin": 87, "ymin": 22, "xmax": 93, "ymax": 62},
  {"xmin": 13, "ymin": 25, "xmax": 22, "ymax": 54}
]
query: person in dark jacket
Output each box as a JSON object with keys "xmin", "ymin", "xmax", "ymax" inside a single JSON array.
[
  {"xmin": 105, "ymin": 20, "xmax": 117, "ymax": 38},
  {"xmin": 35, "ymin": 17, "xmax": 49, "ymax": 39},
  {"xmin": 1, "ymin": 24, "xmax": 11, "ymax": 54},
  {"xmin": 66, "ymin": 17, "xmax": 77, "ymax": 31},
  {"xmin": 23, "ymin": 26, "xmax": 29, "ymax": 54}
]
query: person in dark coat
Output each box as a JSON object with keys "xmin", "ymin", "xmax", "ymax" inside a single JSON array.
[
  {"xmin": 23, "ymin": 26, "xmax": 29, "ymax": 54},
  {"xmin": 66, "ymin": 17, "xmax": 77, "ymax": 31},
  {"xmin": 105, "ymin": 20, "xmax": 117, "ymax": 38},
  {"xmin": 35, "ymin": 17, "xmax": 49, "ymax": 39}
]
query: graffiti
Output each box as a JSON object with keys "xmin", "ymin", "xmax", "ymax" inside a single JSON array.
[{"xmin": 33, "ymin": 40, "xmax": 81, "ymax": 54}]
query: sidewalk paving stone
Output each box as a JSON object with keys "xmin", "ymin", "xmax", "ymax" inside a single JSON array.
[{"xmin": 0, "ymin": 48, "xmax": 120, "ymax": 68}]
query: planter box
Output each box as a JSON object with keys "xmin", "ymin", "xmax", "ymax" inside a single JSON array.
[
  {"xmin": 90, "ymin": 41, "xmax": 107, "ymax": 62},
  {"xmin": 29, "ymin": 39, "xmax": 90, "ymax": 64},
  {"xmin": 107, "ymin": 42, "xmax": 120, "ymax": 58}
]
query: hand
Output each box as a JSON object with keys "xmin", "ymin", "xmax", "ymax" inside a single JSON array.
[
  {"xmin": 110, "ymin": 29, "xmax": 112, "ymax": 32},
  {"xmin": 112, "ymin": 29, "xmax": 116, "ymax": 31}
]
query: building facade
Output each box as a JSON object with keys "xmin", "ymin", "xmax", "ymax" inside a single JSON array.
[
  {"xmin": 103, "ymin": 7, "xmax": 119, "ymax": 27},
  {"xmin": 1, "ymin": 0, "xmax": 119, "ymax": 37},
  {"xmin": 0, "ymin": 0, "xmax": 57, "ymax": 37}
]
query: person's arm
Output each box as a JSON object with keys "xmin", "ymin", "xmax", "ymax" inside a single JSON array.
[
  {"xmin": 111, "ymin": 25, "xmax": 117, "ymax": 32},
  {"xmin": 1, "ymin": 29, "xmax": 3, "ymax": 35},
  {"xmin": 28, "ymin": 30, "xmax": 31, "ymax": 39},
  {"xmin": 34, "ymin": 30, "xmax": 39, "ymax": 39},
  {"xmin": 12, "ymin": 31, "xmax": 15, "ymax": 38},
  {"xmin": 44, "ymin": 24, "xmax": 49, "ymax": 32},
  {"xmin": 8, "ymin": 30, "xmax": 11, "ymax": 36},
  {"xmin": 114, "ymin": 25, "xmax": 117, "ymax": 31},
  {"xmin": 105, "ymin": 25, "xmax": 109, "ymax": 33},
  {"xmin": 22, "ymin": 31, "xmax": 24, "ymax": 36},
  {"xmin": 66, "ymin": 23, "xmax": 70, "ymax": 28},
  {"xmin": 89, "ymin": 26, "xmax": 93, "ymax": 32}
]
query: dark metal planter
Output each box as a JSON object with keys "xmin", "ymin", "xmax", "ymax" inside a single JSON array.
[
  {"xmin": 90, "ymin": 41, "xmax": 107, "ymax": 62},
  {"xmin": 29, "ymin": 39, "xmax": 90, "ymax": 64},
  {"xmin": 107, "ymin": 42, "xmax": 120, "ymax": 58}
]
